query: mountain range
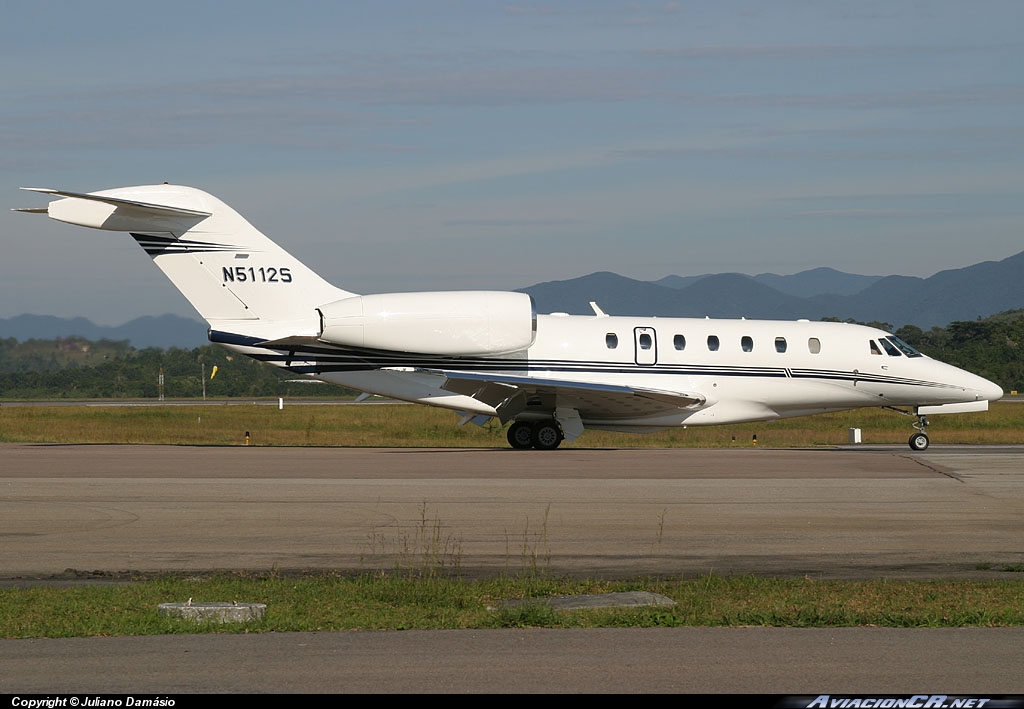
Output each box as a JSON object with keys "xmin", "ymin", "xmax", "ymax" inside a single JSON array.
[
  {"xmin": 520, "ymin": 250, "xmax": 1024, "ymax": 329},
  {"xmin": 3, "ymin": 250, "xmax": 1023, "ymax": 348},
  {"xmin": 0, "ymin": 314, "xmax": 209, "ymax": 350}
]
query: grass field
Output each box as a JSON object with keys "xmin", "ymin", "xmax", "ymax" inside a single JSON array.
[
  {"xmin": 2, "ymin": 574, "xmax": 1023, "ymax": 638},
  {"xmin": 1, "ymin": 399, "xmax": 1021, "ymax": 447}
]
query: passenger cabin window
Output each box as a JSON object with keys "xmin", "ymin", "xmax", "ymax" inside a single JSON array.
[
  {"xmin": 870, "ymin": 340, "xmax": 882, "ymax": 355},
  {"xmin": 775, "ymin": 337, "xmax": 787, "ymax": 353},
  {"xmin": 639, "ymin": 333, "xmax": 653, "ymax": 350},
  {"xmin": 606, "ymin": 333, "xmax": 618, "ymax": 349},
  {"xmin": 879, "ymin": 338, "xmax": 902, "ymax": 357},
  {"xmin": 673, "ymin": 334, "xmax": 686, "ymax": 350},
  {"xmin": 741, "ymin": 336, "xmax": 753, "ymax": 352},
  {"xmin": 707, "ymin": 335, "xmax": 720, "ymax": 352},
  {"xmin": 808, "ymin": 337, "xmax": 821, "ymax": 354}
]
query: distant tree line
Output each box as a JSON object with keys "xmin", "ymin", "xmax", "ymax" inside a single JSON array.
[
  {"xmin": 2, "ymin": 311, "xmax": 1023, "ymax": 399},
  {"xmin": 0, "ymin": 338, "xmax": 354, "ymax": 399}
]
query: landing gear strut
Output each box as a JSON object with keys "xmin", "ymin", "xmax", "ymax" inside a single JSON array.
[{"xmin": 506, "ymin": 420, "xmax": 564, "ymax": 450}]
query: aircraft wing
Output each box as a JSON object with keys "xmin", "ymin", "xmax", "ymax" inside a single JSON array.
[{"xmin": 426, "ymin": 368, "xmax": 706, "ymax": 423}]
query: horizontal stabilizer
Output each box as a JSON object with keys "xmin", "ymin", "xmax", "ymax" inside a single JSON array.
[{"xmin": 19, "ymin": 187, "xmax": 212, "ymax": 218}]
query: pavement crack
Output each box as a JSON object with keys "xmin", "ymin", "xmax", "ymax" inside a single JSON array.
[{"xmin": 900, "ymin": 455, "xmax": 964, "ymax": 482}]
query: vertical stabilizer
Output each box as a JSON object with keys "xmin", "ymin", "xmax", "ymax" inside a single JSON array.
[{"xmin": 19, "ymin": 185, "xmax": 354, "ymax": 328}]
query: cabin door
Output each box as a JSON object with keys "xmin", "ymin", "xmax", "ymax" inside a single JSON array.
[{"xmin": 634, "ymin": 327, "xmax": 657, "ymax": 366}]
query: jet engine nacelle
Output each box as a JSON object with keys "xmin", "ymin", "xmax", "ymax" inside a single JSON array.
[{"xmin": 317, "ymin": 291, "xmax": 536, "ymax": 355}]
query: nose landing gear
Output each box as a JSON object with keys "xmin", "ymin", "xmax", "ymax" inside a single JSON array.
[
  {"xmin": 908, "ymin": 413, "xmax": 930, "ymax": 451},
  {"xmin": 883, "ymin": 407, "xmax": 931, "ymax": 451}
]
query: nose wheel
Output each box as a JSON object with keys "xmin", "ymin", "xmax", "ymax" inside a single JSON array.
[{"xmin": 908, "ymin": 431, "xmax": 929, "ymax": 451}]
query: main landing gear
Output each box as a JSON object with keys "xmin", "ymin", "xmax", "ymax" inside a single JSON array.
[{"xmin": 506, "ymin": 420, "xmax": 564, "ymax": 450}]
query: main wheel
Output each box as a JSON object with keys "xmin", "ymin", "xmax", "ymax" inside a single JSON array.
[
  {"xmin": 908, "ymin": 432, "xmax": 929, "ymax": 451},
  {"xmin": 507, "ymin": 421, "xmax": 534, "ymax": 449},
  {"xmin": 531, "ymin": 421, "xmax": 564, "ymax": 450}
]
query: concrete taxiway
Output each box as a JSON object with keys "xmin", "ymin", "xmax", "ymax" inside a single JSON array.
[{"xmin": 2, "ymin": 443, "xmax": 1022, "ymax": 692}]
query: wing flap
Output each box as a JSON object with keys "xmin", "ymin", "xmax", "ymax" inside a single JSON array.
[{"xmin": 441, "ymin": 378, "xmax": 520, "ymax": 409}]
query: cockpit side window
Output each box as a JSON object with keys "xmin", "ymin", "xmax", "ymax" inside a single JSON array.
[
  {"xmin": 870, "ymin": 340, "xmax": 882, "ymax": 355},
  {"xmin": 879, "ymin": 338, "xmax": 902, "ymax": 357}
]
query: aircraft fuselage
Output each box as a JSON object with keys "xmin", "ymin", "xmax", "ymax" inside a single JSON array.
[{"xmin": 232, "ymin": 313, "xmax": 999, "ymax": 431}]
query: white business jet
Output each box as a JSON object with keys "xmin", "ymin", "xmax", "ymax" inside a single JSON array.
[{"xmin": 16, "ymin": 184, "xmax": 1003, "ymax": 451}]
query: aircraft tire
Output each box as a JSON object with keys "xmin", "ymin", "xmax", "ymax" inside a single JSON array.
[
  {"xmin": 531, "ymin": 421, "xmax": 564, "ymax": 450},
  {"xmin": 908, "ymin": 432, "xmax": 929, "ymax": 451},
  {"xmin": 507, "ymin": 421, "xmax": 534, "ymax": 449}
]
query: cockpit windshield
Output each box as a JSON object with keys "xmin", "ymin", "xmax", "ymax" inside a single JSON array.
[
  {"xmin": 879, "ymin": 338, "xmax": 901, "ymax": 356},
  {"xmin": 885, "ymin": 336, "xmax": 923, "ymax": 358}
]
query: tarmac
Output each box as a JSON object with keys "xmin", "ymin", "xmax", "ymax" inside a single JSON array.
[
  {"xmin": 1, "ymin": 443, "xmax": 1022, "ymax": 692},
  {"xmin": 2, "ymin": 443, "xmax": 1022, "ymax": 580}
]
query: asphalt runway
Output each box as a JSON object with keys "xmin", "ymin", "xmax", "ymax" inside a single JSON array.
[
  {"xmin": 2, "ymin": 443, "xmax": 1023, "ymax": 692},
  {"xmin": 2, "ymin": 443, "xmax": 1022, "ymax": 580},
  {"xmin": 4, "ymin": 628, "xmax": 1023, "ymax": 693}
]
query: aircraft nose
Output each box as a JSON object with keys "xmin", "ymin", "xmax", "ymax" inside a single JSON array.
[
  {"xmin": 942, "ymin": 362, "xmax": 1003, "ymax": 402},
  {"xmin": 981, "ymin": 378, "xmax": 1004, "ymax": 402},
  {"xmin": 965, "ymin": 370, "xmax": 1004, "ymax": 402}
]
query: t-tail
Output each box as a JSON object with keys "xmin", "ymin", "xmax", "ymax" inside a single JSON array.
[{"xmin": 16, "ymin": 185, "xmax": 353, "ymax": 341}]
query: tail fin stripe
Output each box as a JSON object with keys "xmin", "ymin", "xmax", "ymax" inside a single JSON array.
[{"xmin": 131, "ymin": 233, "xmax": 248, "ymax": 256}]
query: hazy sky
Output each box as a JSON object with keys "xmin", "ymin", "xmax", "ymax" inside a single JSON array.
[{"xmin": 3, "ymin": 1, "xmax": 1023, "ymax": 325}]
